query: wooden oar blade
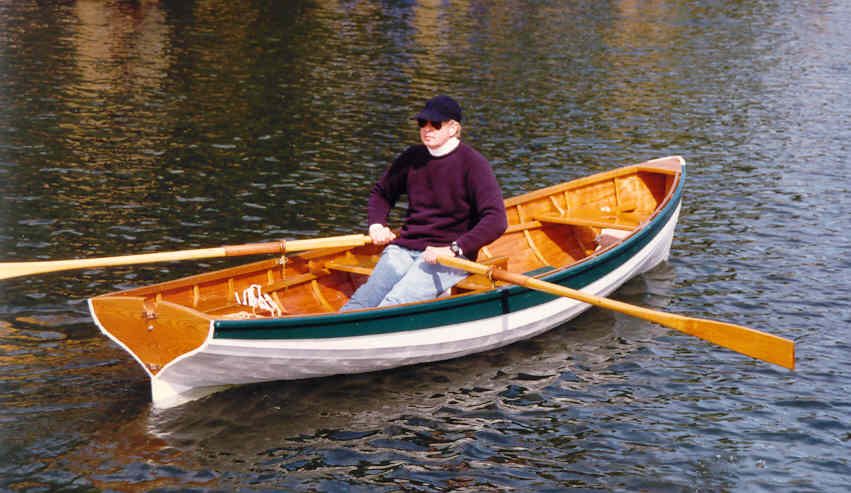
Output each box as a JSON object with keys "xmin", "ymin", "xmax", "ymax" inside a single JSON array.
[
  {"xmin": 502, "ymin": 267, "xmax": 796, "ymax": 369},
  {"xmin": 437, "ymin": 255, "xmax": 796, "ymax": 370},
  {"xmin": 675, "ymin": 317, "xmax": 796, "ymax": 370},
  {"xmin": 1, "ymin": 262, "xmax": 57, "ymax": 280},
  {"xmin": 0, "ymin": 247, "xmax": 228, "ymax": 280}
]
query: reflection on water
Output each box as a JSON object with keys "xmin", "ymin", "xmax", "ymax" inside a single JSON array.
[
  {"xmin": 2, "ymin": 0, "xmax": 850, "ymax": 490},
  {"xmin": 30, "ymin": 292, "xmax": 669, "ymax": 491}
]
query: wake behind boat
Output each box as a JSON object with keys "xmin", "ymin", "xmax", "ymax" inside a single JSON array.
[{"xmin": 89, "ymin": 156, "xmax": 686, "ymax": 408}]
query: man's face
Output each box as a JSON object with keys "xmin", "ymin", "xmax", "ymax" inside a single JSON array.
[{"xmin": 419, "ymin": 119, "xmax": 458, "ymax": 150}]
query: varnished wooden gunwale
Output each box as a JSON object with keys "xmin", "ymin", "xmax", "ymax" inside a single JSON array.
[{"xmin": 95, "ymin": 159, "xmax": 681, "ymax": 314}]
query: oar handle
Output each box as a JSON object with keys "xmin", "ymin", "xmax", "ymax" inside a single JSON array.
[
  {"xmin": 440, "ymin": 255, "xmax": 492, "ymax": 276},
  {"xmin": 284, "ymin": 234, "xmax": 371, "ymax": 252}
]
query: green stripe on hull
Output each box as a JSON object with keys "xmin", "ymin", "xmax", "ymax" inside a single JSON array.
[
  {"xmin": 215, "ymin": 293, "xmax": 508, "ymax": 339},
  {"xmin": 214, "ymin": 169, "xmax": 685, "ymax": 340}
]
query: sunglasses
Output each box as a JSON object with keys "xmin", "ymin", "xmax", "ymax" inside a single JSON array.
[{"xmin": 417, "ymin": 119, "xmax": 443, "ymax": 130}]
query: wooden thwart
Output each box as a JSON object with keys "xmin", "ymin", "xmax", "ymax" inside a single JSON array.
[
  {"xmin": 534, "ymin": 213, "xmax": 636, "ymax": 231},
  {"xmin": 325, "ymin": 261, "xmax": 374, "ymax": 276}
]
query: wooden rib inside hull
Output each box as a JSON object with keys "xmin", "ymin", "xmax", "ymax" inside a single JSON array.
[{"xmin": 90, "ymin": 157, "xmax": 684, "ymax": 375}]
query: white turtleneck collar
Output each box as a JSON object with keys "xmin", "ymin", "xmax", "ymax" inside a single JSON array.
[{"xmin": 427, "ymin": 137, "xmax": 460, "ymax": 157}]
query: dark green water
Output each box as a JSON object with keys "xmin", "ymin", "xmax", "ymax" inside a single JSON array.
[{"xmin": 1, "ymin": 1, "xmax": 849, "ymax": 491}]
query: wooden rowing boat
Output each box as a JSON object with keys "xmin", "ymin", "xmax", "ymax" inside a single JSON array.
[{"xmin": 89, "ymin": 156, "xmax": 686, "ymax": 408}]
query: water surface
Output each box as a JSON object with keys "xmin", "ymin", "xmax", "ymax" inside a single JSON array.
[{"xmin": 1, "ymin": 0, "xmax": 849, "ymax": 491}]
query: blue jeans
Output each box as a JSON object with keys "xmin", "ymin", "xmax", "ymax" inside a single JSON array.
[{"xmin": 341, "ymin": 244, "xmax": 468, "ymax": 311}]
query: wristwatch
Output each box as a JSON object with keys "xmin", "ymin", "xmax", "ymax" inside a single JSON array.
[{"xmin": 450, "ymin": 241, "xmax": 464, "ymax": 258}]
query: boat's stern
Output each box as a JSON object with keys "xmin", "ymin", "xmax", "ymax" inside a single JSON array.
[{"xmin": 88, "ymin": 296, "xmax": 214, "ymax": 380}]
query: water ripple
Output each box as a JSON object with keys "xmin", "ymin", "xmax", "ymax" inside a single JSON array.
[{"xmin": 2, "ymin": 0, "xmax": 851, "ymax": 491}]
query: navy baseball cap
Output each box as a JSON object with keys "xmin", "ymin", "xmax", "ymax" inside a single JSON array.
[{"xmin": 414, "ymin": 95, "xmax": 463, "ymax": 122}]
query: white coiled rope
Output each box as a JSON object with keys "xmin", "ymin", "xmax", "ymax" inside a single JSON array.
[{"xmin": 234, "ymin": 284, "xmax": 283, "ymax": 317}]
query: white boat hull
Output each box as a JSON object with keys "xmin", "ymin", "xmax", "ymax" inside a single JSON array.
[{"xmin": 132, "ymin": 205, "xmax": 681, "ymax": 408}]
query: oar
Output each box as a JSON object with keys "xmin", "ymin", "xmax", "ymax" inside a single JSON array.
[
  {"xmin": 438, "ymin": 255, "xmax": 795, "ymax": 370},
  {"xmin": 0, "ymin": 234, "xmax": 372, "ymax": 280}
]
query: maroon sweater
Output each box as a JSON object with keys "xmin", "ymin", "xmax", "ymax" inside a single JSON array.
[{"xmin": 367, "ymin": 142, "xmax": 507, "ymax": 259}]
